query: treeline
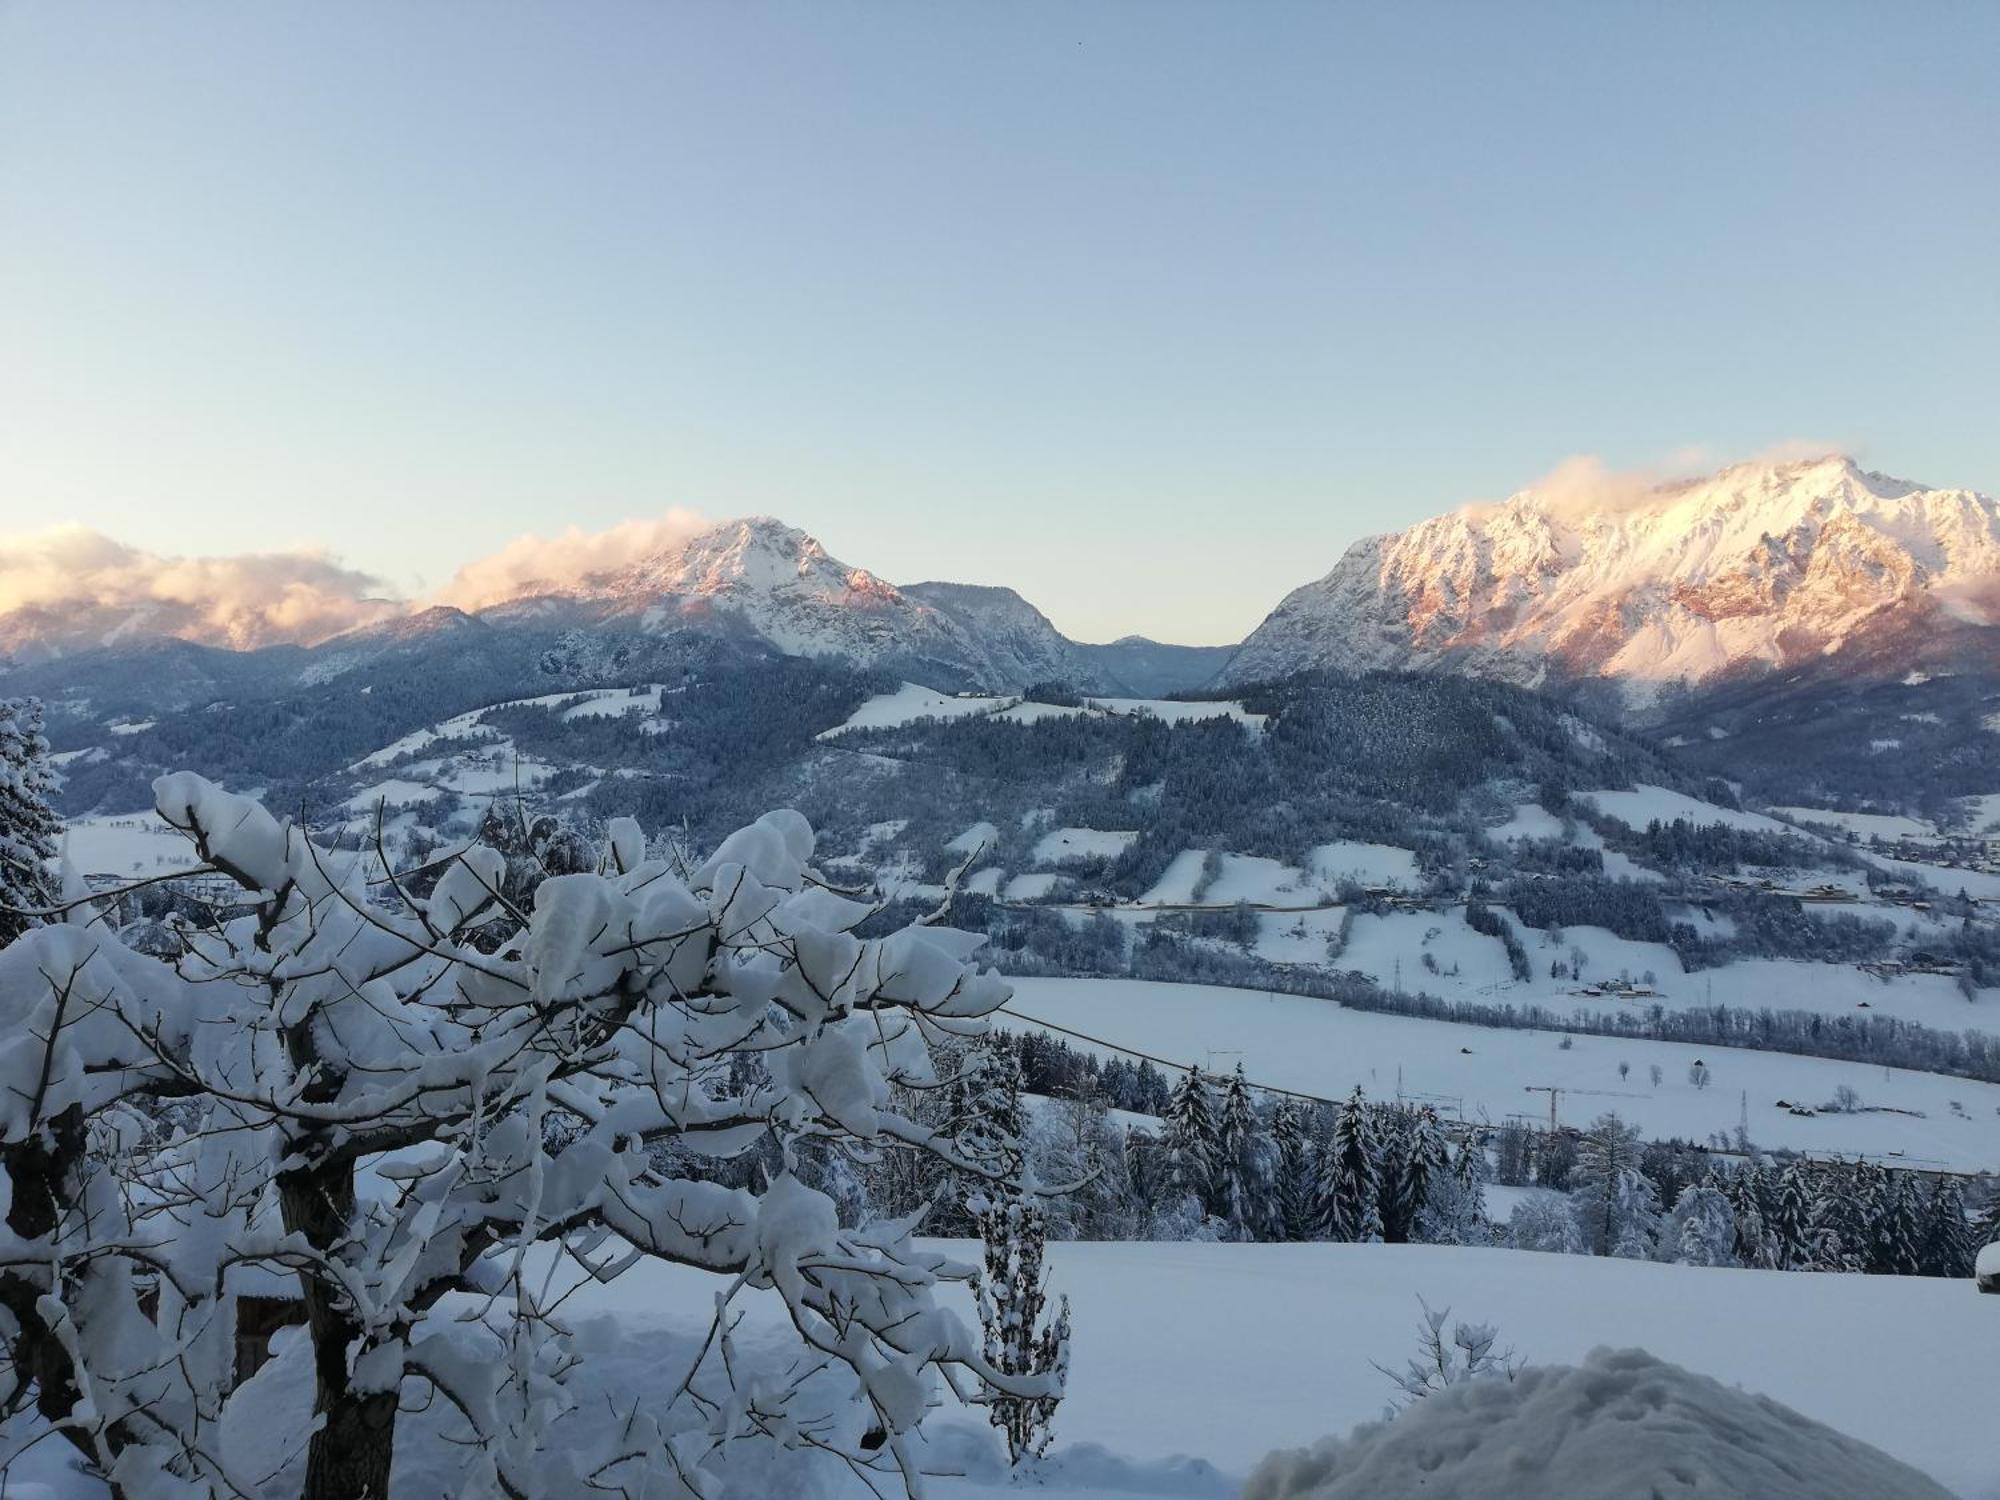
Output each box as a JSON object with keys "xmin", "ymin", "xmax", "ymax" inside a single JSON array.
[{"xmin": 1491, "ymin": 1113, "xmax": 1986, "ymax": 1276}]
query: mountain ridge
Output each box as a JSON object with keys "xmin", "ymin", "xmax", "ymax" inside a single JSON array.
[{"xmin": 1224, "ymin": 455, "xmax": 2000, "ymax": 696}]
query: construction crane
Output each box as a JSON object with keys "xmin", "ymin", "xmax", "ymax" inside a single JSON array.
[{"xmin": 1522, "ymin": 1084, "xmax": 1645, "ymax": 1131}]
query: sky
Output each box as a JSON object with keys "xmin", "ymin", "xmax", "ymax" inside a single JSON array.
[{"xmin": 2, "ymin": 2, "xmax": 1997, "ymax": 646}]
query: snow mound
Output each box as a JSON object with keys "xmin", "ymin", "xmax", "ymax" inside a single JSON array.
[{"xmin": 1241, "ymin": 1347, "xmax": 1953, "ymax": 1500}]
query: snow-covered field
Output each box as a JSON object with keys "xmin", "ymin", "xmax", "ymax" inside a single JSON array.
[
  {"xmin": 1034, "ymin": 826, "xmax": 1140, "ymax": 863},
  {"xmin": 824, "ymin": 685, "xmax": 1264, "ymax": 738},
  {"xmin": 999, "ymin": 977, "xmax": 2000, "ymax": 1170},
  {"xmin": 36, "ymin": 1238, "xmax": 1980, "ymax": 1498},
  {"xmin": 821, "ymin": 683, "xmax": 1018, "ymax": 736},
  {"xmin": 468, "ymin": 1240, "xmax": 1992, "ymax": 1498},
  {"xmin": 1579, "ymin": 785, "xmax": 1796, "ymax": 836},
  {"xmin": 1305, "ymin": 841, "xmax": 1419, "ymax": 890},
  {"xmin": 61, "ymin": 811, "xmax": 201, "ymax": 877},
  {"xmin": 1771, "ymin": 806, "xmax": 1938, "ymax": 841}
]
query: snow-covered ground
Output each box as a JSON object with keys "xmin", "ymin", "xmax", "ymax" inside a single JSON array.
[
  {"xmin": 490, "ymin": 1241, "xmax": 1993, "ymax": 1498},
  {"xmin": 1034, "ymin": 826, "xmax": 1140, "ymax": 863},
  {"xmin": 1579, "ymin": 785, "xmax": 1796, "ymax": 836},
  {"xmin": 1139, "ymin": 851, "xmax": 1325, "ymax": 907},
  {"xmin": 34, "ymin": 1238, "xmax": 1980, "ymax": 1498},
  {"xmin": 1305, "ymin": 841, "xmax": 1419, "ymax": 890},
  {"xmin": 61, "ymin": 811, "xmax": 202, "ymax": 877},
  {"xmin": 1770, "ymin": 806, "xmax": 1938, "ymax": 841},
  {"xmin": 821, "ymin": 683, "xmax": 1018, "ymax": 736},
  {"xmin": 999, "ymin": 977, "xmax": 2000, "ymax": 1170}
]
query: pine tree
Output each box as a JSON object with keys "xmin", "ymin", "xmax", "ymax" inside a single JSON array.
[
  {"xmin": 1771, "ymin": 1161, "xmax": 1816, "ymax": 1270},
  {"xmin": 1271, "ymin": 1101, "xmax": 1318, "ymax": 1242},
  {"xmin": 1164, "ymin": 1065, "xmax": 1219, "ymax": 1214},
  {"xmin": 1871, "ymin": 1171, "xmax": 1923, "ymax": 1277},
  {"xmin": 1809, "ymin": 1161, "xmax": 1869, "ymax": 1272},
  {"xmin": 1217, "ymin": 1064, "xmax": 1263, "ymax": 1239},
  {"xmin": 1918, "ymin": 1177, "xmax": 1975, "ymax": 1279},
  {"xmin": 1721, "ymin": 1164, "xmax": 1774, "ymax": 1269},
  {"xmin": 1319, "ymin": 1088, "xmax": 1383, "ymax": 1243},
  {"xmin": 1414, "ymin": 1138, "xmax": 1488, "ymax": 1246},
  {"xmin": 1388, "ymin": 1106, "xmax": 1450, "ymax": 1244},
  {"xmin": 0, "ymin": 697, "xmax": 61, "ymax": 949}
]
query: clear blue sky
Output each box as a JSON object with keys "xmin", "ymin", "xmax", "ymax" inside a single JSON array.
[{"xmin": 3, "ymin": 2, "xmax": 1996, "ymax": 644}]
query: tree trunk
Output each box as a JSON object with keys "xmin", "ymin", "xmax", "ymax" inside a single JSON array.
[
  {"xmin": 280, "ymin": 1158, "xmax": 397, "ymax": 1500},
  {"xmin": 1, "ymin": 1104, "xmax": 138, "ymax": 1491}
]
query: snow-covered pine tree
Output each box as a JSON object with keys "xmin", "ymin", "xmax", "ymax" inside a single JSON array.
[
  {"xmin": 1390, "ymin": 1105, "xmax": 1450, "ymax": 1244},
  {"xmin": 1918, "ymin": 1176, "xmax": 1974, "ymax": 1279},
  {"xmin": 1809, "ymin": 1161, "xmax": 1870, "ymax": 1271},
  {"xmin": 1217, "ymin": 1063, "xmax": 1264, "ymax": 1239},
  {"xmin": 1319, "ymin": 1088, "xmax": 1384, "ymax": 1243},
  {"xmin": 0, "ymin": 696, "xmax": 61, "ymax": 949},
  {"xmin": 1164, "ymin": 1064, "xmax": 1220, "ymax": 1214},
  {"xmin": 972, "ymin": 1192, "xmax": 1073, "ymax": 1465},
  {"xmin": 1770, "ymin": 1160, "xmax": 1817, "ymax": 1269},
  {"xmin": 1721, "ymin": 1163, "xmax": 1776, "ymax": 1268},
  {"xmin": 1271, "ymin": 1100, "xmax": 1319, "ymax": 1242},
  {"xmin": 1869, "ymin": 1169, "xmax": 1924, "ymax": 1277},
  {"xmin": 1413, "ymin": 1136, "xmax": 1489, "ymax": 1246}
]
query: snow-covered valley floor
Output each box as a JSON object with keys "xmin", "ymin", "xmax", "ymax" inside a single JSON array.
[{"xmin": 1002, "ymin": 977, "xmax": 2000, "ymax": 1171}]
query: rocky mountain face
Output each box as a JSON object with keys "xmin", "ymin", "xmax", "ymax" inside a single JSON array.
[{"xmin": 1225, "ymin": 457, "xmax": 2000, "ymax": 699}]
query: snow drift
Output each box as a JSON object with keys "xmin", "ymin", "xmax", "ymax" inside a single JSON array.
[{"xmin": 1241, "ymin": 1346, "xmax": 1954, "ymax": 1500}]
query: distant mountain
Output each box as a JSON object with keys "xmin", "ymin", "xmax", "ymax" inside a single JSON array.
[
  {"xmin": 1074, "ymin": 636, "xmax": 1239, "ymax": 697},
  {"xmin": 1, "ymin": 513, "xmax": 1248, "ymax": 697},
  {"xmin": 1225, "ymin": 456, "xmax": 2000, "ymax": 698}
]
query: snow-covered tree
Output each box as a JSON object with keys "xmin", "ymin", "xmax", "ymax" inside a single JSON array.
[
  {"xmin": 1414, "ymin": 1139, "xmax": 1488, "ymax": 1247},
  {"xmin": 1164, "ymin": 1065, "xmax": 1219, "ymax": 1212},
  {"xmin": 971, "ymin": 1193, "xmax": 1072, "ymax": 1464},
  {"xmin": 1571, "ymin": 1113, "xmax": 1659, "ymax": 1259},
  {"xmin": 1868, "ymin": 1168, "xmax": 1924, "ymax": 1277},
  {"xmin": 0, "ymin": 697, "xmax": 61, "ymax": 950},
  {"xmin": 1319, "ymin": 1089, "xmax": 1383, "ymax": 1243},
  {"xmin": 0, "ymin": 772, "xmax": 1056, "ymax": 1499},
  {"xmin": 1918, "ymin": 1176, "xmax": 1974, "ymax": 1279},
  {"xmin": 1770, "ymin": 1159, "xmax": 1817, "ymax": 1269},
  {"xmin": 1216, "ymin": 1065, "xmax": 1267, "ymax": 1239},
  {"xmin": 1508, "ymin": 1191, "xmax": 1585, "ymax": 1255},
  {"xmin": 1270, "ymin": 1101, "xmax": 1318, "ymax": 1242},
  {"xmin": 1386, "ymin": 1106, "xmax": 1450, "ymax": 1245},
  {"xmin": 1808, "ymin": 1161, "xmax": 1871, "ymax": 1271},
  {"xmin": 1667, "ymin": 1184, "xmax": 1738, "ymax": 1268},
  {"xmin": 1720, "ymin": 1163, "xmax": 1777, "ymax": 1269}
]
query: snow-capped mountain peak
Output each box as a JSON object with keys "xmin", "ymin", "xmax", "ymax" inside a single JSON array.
[{"xmin": 1225, "ymin": 456, "xmax": 2000, "ymax": 693}]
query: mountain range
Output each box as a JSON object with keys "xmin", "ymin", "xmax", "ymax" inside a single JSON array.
[
  {"xmin": 8, "ymin": 455, "xmax": 1998, "ymax": 710},
  {"xmin": 1224, "ymin": 456, "xmax": 2000, "ymax": 697}
]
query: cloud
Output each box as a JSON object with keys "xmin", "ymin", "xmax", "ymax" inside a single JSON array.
[
  {"xmin": 1483, "ymin": 439, "xmax": 1861, "ymax": 524},
  {"xmin": 0, "ymin": 526, "xmax": 397, "ymax": 650},
  {"xmin": 434, "ymin": 509, "xmax": 711, "ymax": 612}
]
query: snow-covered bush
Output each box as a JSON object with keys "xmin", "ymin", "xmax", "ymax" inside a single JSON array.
[
  {"xmin": 0, "ymin": 773, "xmax": 1053, "ymax": 1499},
  {"xmin": 1369, "ymin": 1298, "xmax": 1513, "ymax": 1413},
  {"xmin": 1245, "ymin": 1347, "xmax": 1954, "ymax": 1500}
]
